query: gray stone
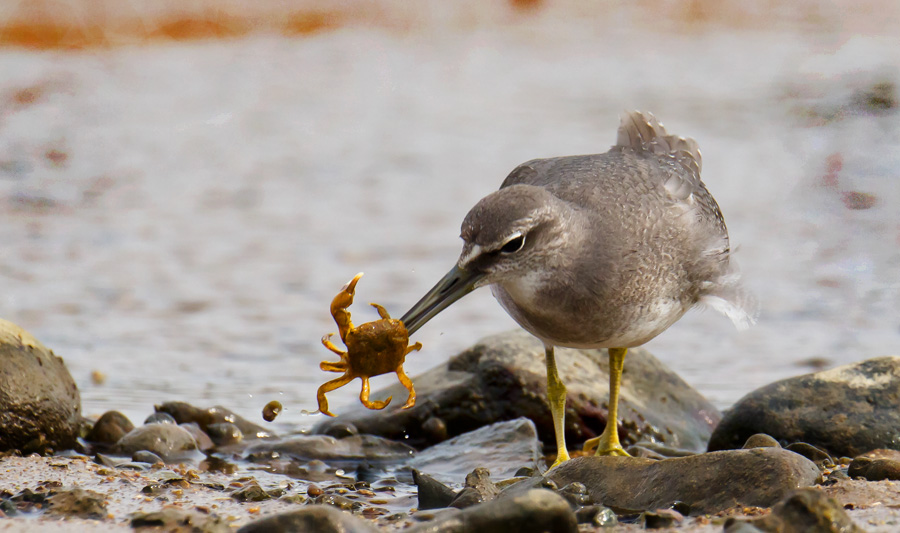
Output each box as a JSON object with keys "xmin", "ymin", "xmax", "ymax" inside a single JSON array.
[
  {"xmin": 315, "ymin": 330, "xmax": 719, "ymax": 453},
  {"xmin": 237, "ymin": 505, "xmax": 377, "ymax": 533},
  {"xmin": 0, "ymin": 319, "xmax": 81, "ymax": 453},
  {"xmin": 548, "ymin": 448, "xmax": 820, "ymax": 515},
  {"xmin": 407, "ymin": 418, "xmax": 542, "ymax": 484},
  {"xmin": 741, "ymin": 433, "xmax": 781, "ymax": 449},
  {"xmin": 709, "ymin": 356, "xmax": 900, "ymax": 457},
  {"xmin": 244, "ymin": 434, "xmax": 415, "ymax": 464},
  {"xmin": 46, "ymin": 488, "xmax": 107, "ymax": 519},
  {"xmin": 407, "ymin": 489, "xmax": 577, "ymax": 533},
  {"xmin": 413, "ymin": 469, "xmax": 457, "ymax": 510},
  {"xmin": 113, "ymin": 422, "xmax": 200, "ymax": 462},
  {"xmin": 132, "ymin": 507, "xmax": 229, "ymax": 533},
  {"xmin": 449, "ymin": 468, "xmax": 500, "ymax": 509}
]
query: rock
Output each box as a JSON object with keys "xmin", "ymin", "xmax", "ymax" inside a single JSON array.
[
  {"xmin": 86, "ymin": 411, "xmax": 134, "ymax": 445},
  {"xmin": 407, "ymin": 418, "xmax": 543, "ymax": 484},
  {"xmin": 315, "ymin": 331, "xmax": 719, "ymax": 452},
  {"xmin": 406, "ymin": 489, "xmax": 577, "ymax": 533},
  {"xmin": 548, "ymin": 448, "xmax": 820, "ymax": 515},
  {"xmin": 206, "ymin": 422, "xmax": 243, "ymax": 446},
  {"xmin": 576, "ymin": 505, "xmax": 617, "ymax": 527},
  {"xmin": 741, "ymin": 433, "xmax": 781, "ymax": 449},
  {"xmin": 244, "ymin": 434, "xmax": 415, "ymax": 464},
  {"xmin": 132, "ymin": 450, "xmax": 164, "ymax": 464},
  {"xmin": 231, "ymin": 481, "xmax": 272, "ymax": 502},
  {"xmin": 728, "ymin": 487, "xmax": 864, "ymax": 532},
  {"xmin": 709, "ymin": 357, "xmax": 900, "ymax": 457},
  {"xmin": 113, "ymin": 422, "xmax": 200, "ymax": 462},
  {"xmin": 144, "ymin": 412, "xmax": 177, "ymax": 425},
  {"xmin": 413, "ymin": 469, "xmax": 457, "ymax": 510},
  {"xmin": 155, "ymin": 401, "xmax": 272, "ymax": 438},
  {"xmin": 641, "ymin": 508, "xmax": 684, "ymax": 528},
  {"xmin": 180, "ymin": 422, "xmax": 215, "ymax": 451},
  {"xmin": 449, "ymin": 468, "xmax": 500, "ymax": 509},
  {"xmin": 786, "ymin": 442, "xmax": 833, "ymax": 466},
  {"xmin": 132, "ymin": 507, "xmax": 229, "ymax": 533},
  {"xmin": 46, "ymin": 488, "xmax": 107, "ymax": 519},
  {"xmin": 848, "ymin": 449, "xmax": 900, "ymax": 481},
  {"xmin": 237, "ymin": 505, "xmax": 377, "ymax": 533},
  {"xmin": 0, "ymin": 319, "xmax": 81, "ymax": 453}
]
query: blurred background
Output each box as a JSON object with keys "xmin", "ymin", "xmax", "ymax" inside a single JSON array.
[{"xmin": 1, "ymin": 0, "xmax": 898, "ymax": 431}]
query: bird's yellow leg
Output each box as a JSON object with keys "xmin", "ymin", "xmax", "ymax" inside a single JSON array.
[
  {"xmin": 584, "ymin": 347, "xmax": 630, "ymax": 456},
  {"xmin": 360, "ymin": 376, "xmax": 392, "ymax": 410},
  {"xmin": 316, "ymin": 375, "xmax": 354, "ymax": 417},
  {"xmin": 545, "ymin": 345, "xmax": 571, "ymax": 469}
]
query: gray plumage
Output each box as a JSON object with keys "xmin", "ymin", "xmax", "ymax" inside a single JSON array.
[{"xmin": 454, "ymin": 111, "xmax": 754, "ymax": 349}]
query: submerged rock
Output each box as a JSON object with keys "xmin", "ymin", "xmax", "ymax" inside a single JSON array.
[
  {"xmin": 407, "ymin": 418, "xmax": 543, "ymax": 484},
  {"xmin": 406, "ymin": 489, "xmax": 577, "ymax": 533},
  {"xmin": 547, "ymin": 448, "xmax": 820, "ymax": 515},
  {"xmin": 132, "ymin": 507, "xmax": 230, "ymax": 533},
  {"xmin": 709, "ymin": 356, "xmax": 900, "ymax": 457},
  {"xmin": 0, "ymin": 319, "xmax": 81, "ymax": 453},
  {"xmin": 244, "ymin": 434, "xmax": 415, "ymax": 464},
  {"xmin": 727, "ymin": 487, "xmax": 864, "ymax": 532},
  {"xmin": 314, "ymin": 330, "xmax": 719, "ymax": 452},
  {"xmin": 237, "ymin": 504, "xmax": 378, "ymax": 533},
  {"xmin": 113, "ymin": 423, "xmax": 200, "ymax": 462}
]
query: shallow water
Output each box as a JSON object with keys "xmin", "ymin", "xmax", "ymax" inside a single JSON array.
[{"xmin": 1, "ymin": 11, "xmax": 899, "ymax": 431}]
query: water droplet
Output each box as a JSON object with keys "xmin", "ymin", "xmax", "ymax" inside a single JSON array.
[{"xmin": 335, "ymin": 469, "xmax": 345, "ymax": 476}]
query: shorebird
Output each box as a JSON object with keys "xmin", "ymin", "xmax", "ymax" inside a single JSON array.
[{"xmin": 401, "ymin": 111, "xmax": 754, "ymax": 467}]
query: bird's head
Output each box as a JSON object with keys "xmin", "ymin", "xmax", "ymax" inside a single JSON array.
[{"xmin": 402, "ymin": 184, "xmax": 571, "ymax": 335}]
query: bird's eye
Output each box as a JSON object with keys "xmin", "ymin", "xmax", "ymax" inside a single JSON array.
[{"xmin": 500, "ymin": 234, "xmax": 525, "ymax": 254}]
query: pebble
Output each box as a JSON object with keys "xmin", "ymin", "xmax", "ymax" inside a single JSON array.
[
  {"xmin": 112, "ymin": 422, "xmax": 200, "ymax": 462},
  {"xmin": 726, "ymin": 487, "xmax": 864, "ymax": 532},
  {"xmin": 237, "ymin": 504, "xmax": 378, "ymax": 533},
  {"xmin": 87, "ymin": 411, "xmax": 134, "ymax": 445}
]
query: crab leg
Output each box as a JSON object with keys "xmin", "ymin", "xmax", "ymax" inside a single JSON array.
[
  {"xmin": 316, "ymin": 375, "xmax": 354, "ymax": 417},
  {"xmin": 321, "ymin": 333, "xmax": 345, "ymax": 356},
  {"xmin": 360, "ymin": 377, "xmax": 392, "ymax": 410},
  {"xmin": 396, "ymin": 366, "xmax": 417, "ymax": 409},
  {"xmin": 370, "ymin": 303, "xmax": 391, "ymax": 320}
]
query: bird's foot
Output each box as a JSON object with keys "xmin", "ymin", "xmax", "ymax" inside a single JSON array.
[
  {"xmin": 548, "ymin": 449, "xmax": 571, "ymax": 470},
  {"xmin": 582, "ymin": 435, "xmax": 631, "ymax": 457}
]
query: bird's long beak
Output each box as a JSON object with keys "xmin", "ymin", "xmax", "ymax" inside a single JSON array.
[{"xmin": 401, "ymin": 265, "xmax": 485, "ymax": 336}]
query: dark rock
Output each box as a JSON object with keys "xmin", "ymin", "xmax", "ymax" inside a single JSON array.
[
  {"xmin": 319, "ymin": 420, "xmax": 358, "ymax": 439},
  {"xmin": 155, "ymin": 401, "xmax": 272, "ymax": 438},
  {"xmin": 848, "ymin": 449, "xmax": 900, "ymax": 481},
  {"xmin": 180, "ymin": 422, "xmax": 215, "ymax": 451},
  {"xmin": 709, "ymin": 357, "xmax": 900, "ymax": 457},
  {"xmin": 742, "ymin": 433, "xmax": 781, "ymax": 449},
  {"xmin": 144, "ymin": 412, "xmax": 177, "ymax": 425},
  {"xmin": 314, "ymin": 330, "xmax": 719, "ymax": 452},
  {"xmin": 575, "ymin": 504, "xmax": 617, "ymax": 527},
  {"xmin": 406, "ymin": 489, "xmax": 577, "ymax": 533},
  {"xmin": 449, "ymin": 468, "xmax": 500, "ymax": 509},
  {"xmin": 244, "ymin": 434, "xmax": 414, "ymax": 465},
  {"xmin": 556, "ymin": 482, "xmax": 591, "ymax": 508},
  {"xmin": 407, "ymin": 418, "xmax": 542, "ymax": 484},
  {"xmin": 206, "ymin": 422, "xmax": 243, "ymax": 446},
  {"xmin": 237, "ymin": 505, "xmax": 377, "ymax": 533},
  {"xmin": 132, "ymin": 450, "xmax": 163, "ymax": 464},
  {"xmin": 786, "ymin": 442, "xmax": 833, "ymax": 466},
  {"xmin": 548, "ymin": 448, "xmax": 820, "ymax": 515},
  {"xmin": 641, "ymin": 508, "xmax": 683, "ymax": 528},
  {"xmin": 132, "ymin": 507, "xmax": 229, "ymax": 533},
  {"xmin": 413, "ymin": 469, "xmax": 457, "ymax": 510},
  {"xmin": 112, "ymin": 422, "xmax": 200, "ymax": 462},
  {"xmin": 728, "ymin": 487, "xmax": 864, "ymax": 532},
  {"xmin": 0, "ymin": 319, "xmax": 81, "ymax": 453},
  {"xmin": 231, "ymin": 481, "xmax": 272, "ymax": 502},
  {"xmin": 46, "ymin": 488, "xmax": 107, "ymax": 519},
  {"xmin": 86, "ymin": 411, "xmax": 134, "ymax": 445},
  {"xmin": 312, "ymin": 493, "xmax": 363, "ymax": 511}
]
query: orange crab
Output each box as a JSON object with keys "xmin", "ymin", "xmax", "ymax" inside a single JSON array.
[{"xmin": 316, "ymin": 273, "xmax": 422, "ymax": 417}]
